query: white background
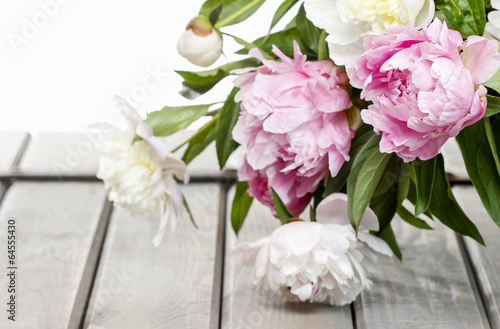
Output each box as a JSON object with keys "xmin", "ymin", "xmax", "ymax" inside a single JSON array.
[{"xmin": 0, "ymin": 0, "xmax": 293, "ymax": 133}]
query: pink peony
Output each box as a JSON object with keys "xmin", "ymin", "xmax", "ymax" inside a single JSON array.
[
  {"xmin": 346, "ymin": 19, "xmax": 500, "ymax": 162},
  {"xmin": 232, "ymin": 42, "xmax": 354, "ymax": 216}
]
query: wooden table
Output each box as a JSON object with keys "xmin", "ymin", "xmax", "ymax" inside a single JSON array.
[{"xmin": 0, "ymin": 131, "xmax": 498, "ymax": 329}]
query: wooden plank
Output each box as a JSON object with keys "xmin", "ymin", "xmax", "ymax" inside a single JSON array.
[
  {"xmin": 355, "ymin": 217, "xmax": 488, "ymax": 329},
  {"xmin": 455, "ymin": 186, "xmax": 500, "ymax": 329},
  {"xmin": 84, "ymin": 183, "xmax": 221, "ymax": 328},
  {"xmin": 221, "ymin": 188, "xmax": 353, "ymax": 329},
  {"xmin": 441, "ymin": 138, "xmax": 469, "ymax": 182},
  {"xmin": 16, "ymin": 131, "xmax": 222, "ymax": 178},
  {"xmin": 0, "ymin": 132, "xmax": 30, "ymax": 172},
  {"xmin": 0, "ymin": 181, "xmax": 107, "ymax": 328}
]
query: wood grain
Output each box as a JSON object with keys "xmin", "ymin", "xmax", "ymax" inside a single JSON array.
[
  {"xmin": 355, "ymin": 217, "xmax": 488, "ymax": 329},
  {"xmin": 0, "ymin": 132, "xmax": 30, "ymax": 172},
  {"xmin": 84, "ymin": 184, "xmax": 221, "ymax": 329},
  {"xmin": 0, "ymin": 181, "xmax": 107, "ymax": 329},
  {"xmin": 455, "ymin": 186, "xmax": 500, "ymax": 329},
  {"xmin": 221, "ymin": 188, "xmax": 353, "ymax": 329}
]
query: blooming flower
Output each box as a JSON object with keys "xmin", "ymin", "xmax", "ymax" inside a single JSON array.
[
  {"xmin": 346, "ymin": 19, "xmax": 500, "ymax": 162},
  {"xmin": 177, "ymin": 15, "xmax": 223, "ymax": 67},
  {"xmin": 232, "ymin": 193, "xmax": 393, "ymax": 306},
  {"xmin": 232, "ymin": 42, "xmax": 354, "ymax": 217},
  {"xmin": 486, "ymin": 0, "xmax": 500, "ymax": 40},
  {"xmin": 304, "ymin": 0, "xmax": 435, "ymax": 65},
  {"xmin": 96, "ymin": 96, "xmax": 189, "ymax": 245}
]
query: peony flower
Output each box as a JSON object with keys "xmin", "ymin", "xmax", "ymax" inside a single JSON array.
[
  {"xmin": 96, "ymin": 96, "xmax": 189, "ymax": 245},
  {"xmin": 346, "ymin": 19, "xmax": 500, "ymax": 162},
  {"xmin": 304, "ymin": 0, "xmax": 435, "ymax": 65},
  {"xmin": 486, "ymin": 0, "xmax": 500, "ymax": 40},
  {"xmin": 177, "ymin": 15, "xmax": 223, "ymax": 67},
  {"xmin": 232, "ymin": 41, "xmax": 355, "ymax": 217},
  {"xmin": 232, "ymin": 193, "xmax": 393, "ymax": 306}
]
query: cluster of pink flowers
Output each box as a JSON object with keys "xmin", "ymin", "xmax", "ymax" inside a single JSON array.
[
  {"xmin": 232, "ymin": 42, "xmax": 355, "ymax": 216},
  {"xmin": 346, "ymin": 19, "xmax": 500, "ymax": 161}
]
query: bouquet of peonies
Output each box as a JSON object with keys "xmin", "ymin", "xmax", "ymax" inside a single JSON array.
[{"xmin": 96, "ymin": 0, "xmax": 500, "ymax": 306}]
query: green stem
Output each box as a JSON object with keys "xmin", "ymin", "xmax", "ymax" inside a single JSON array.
[
  {"xmin": 214, "ymin": 0, "xmax": 262, "ymax": 29},
  {"xmin": 170, "ymin": 113, "xmax": 220, "ymax": 153},
  {"xmin": 483, "ymin": 117, "xmax": 500, "ymax": 177},
  {"xmin": 318, "ymin": 29, "xmax": 328, "ymax": 61}
]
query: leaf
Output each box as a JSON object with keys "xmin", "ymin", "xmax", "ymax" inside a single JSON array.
[
  {"xmin": 309, "ymin": 205, "xmax": 316, "ymax": 222},
  {"xmin": 270, "ymin": 188, "xmax": 293, "ymax": 224},
  {"xmin": 456, "ymin": 119, "xmax": 500, "ymax": 229},
  {"xmin": 397, "ymin": 206, "xmax": 433, "ymax": 230},
  {"xmin": 413, "ymin": 157, "xmax": 437, "ymax": 216},
  {"xmin": 347, "ymin": 135, "xmax": 392, "ymax": 232},
  {"xmin": 484, "ymin": 117, "xmax": 500, "ymax": 176},
  {"xmin": 269, "ymin": 0, "xmax": 300, "ymax": 31},
  {"xmin": 176, "ymin": 59, "xmax": 259, "ymax": 100},
  {"xmin": 231, "ymin": 181, "xmax": 254, "ymax": 234},
  {"xmin": 435, "ymin": 0, "xmax": 486, "ymax": 37},
  {"xmin": 296, "ymin": 4, "xmax": 321, "ymax": 54},
  {"xmin": 369, "ymin": 180, "xmax": 398, "ymax": 233},
  {"xmin": 397, "ymin": 162, "xmax": 412, "ymax": 205},
  {"xmin": 182, "ymin": 115, "xmax": 217, "ymax": 165},
  {"xmin": 215, "ymin": 0, "xmax": 266, "ymax": 28},
  {"xmin": 182, "ymin": 194, "xmax": 198, "ymax": 229},
  {"xmin": 323, "ymin": 124, "xmax": 376, "ymax": 197},
  {"xmin": 427, "ymin": 154, "xmax": 484, "ymax": 244},
  {"xmin": 199, "ymin": 0, "xmax": 223, "ymax": 24},
  {"xmin": 377, "ymin": 225, "xmax": 402, "ymax": 261},
  {"xmin": 215, "ymin": 88, "xmax": 240, "ymax": 169},
  {"xmin": 144, "ymin": 104, "xmax": 212, "ymax": 137},
  {"xmin": 486, "ymin": 95, "xmax": 500, "ymax": 117},
  {"xmin": 224, "ymin": 33, "xmax": 272, "ymax": 58},
  {"xmin": 235, "ymin": 28, "xmax": 315, "ymax": 58}
]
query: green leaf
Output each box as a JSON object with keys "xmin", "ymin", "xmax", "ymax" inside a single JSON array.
[
  {"xmin": 317, "ymin": 30, "xmax": 328, "ymax": 61},
  {"xmin": 456, "ymin": 119, "xmax": 500, "ymax": 229},
  {"xmin": 486, "ymin": 95, "xmax": 500, "ymax": 117},
  {"xmin": 223, "ymin": 33, "xmax": 272, "ymax": 58},
  {"xmin": 435, "ymin": 0, "xmax": 486, "ymax": 37},
  {"xmin": 484, "ymin": 117, "xmax": 500, "ymax": 176},
  {"xmin": 182, "ymin": 194, "xmax": 198, "ymax": 229},
  {"xmin": 347, "ymin": 135, "xmax": 392, "ymax": 232},
  {"xmin": 176, "ymin": 59, "xmax": 259, "ymax": 100},
  {"xmin": 413, "ymin": 157, "xmax": 437, "ymax": 217},
  {"xmin": 397, "ymin": 162, "xmax": 412, "ymax": 205},
  {"xmin": 269, "ymin": 0, "xmax": 299, "ymax": 31},
  {"xmin": 144, "ymin": 104, "xmax": 212, "ymax": 138},
  {"xmin": 309, "ymin": 205, "xmax": 316, "ymax": 222},
  {"xmin": 397, "ymin": 206, "xmax": 433, "ymax": 230},
  {"xmin": 323, "ymin": 124, "xmax": 376, "ymax": 197},
  {"xmin": 215, "ymin": 88, "xmax": 240, "ymax": 169},
  {"xmin": 296, "ymin": 4, "xmax": 321, "ymax": 54},
  {"xmin": 377, "ymin": 225, "xmax": 402, "ymax": 261},
  {"xmin": 182, "ymin": 115, "xmax": 217, "ymax": 165},
  {"xmin": 215, "ymin": 0, "xmax": 265, "ymax": 28},
  {"xmin": 427, "ymin": 154, "xmax": 484, "ymax": 244},
  {"xmin": 235, "ymin": 28, "xmax": 315, "ymax": 58},
  {"xmin": 370, "ymin": 180, "xmax": 398, "ymax": 233},
  {"xmin": 199, "ymin": 0, "xmax": 223, "ymax": 24},
  {"xmin": 231, "ymin": 181, "xmax": 254, "ymax": 234},
  {"xmin": 270, "ymin": 188, "xmax": 293, "ymax": 224}
]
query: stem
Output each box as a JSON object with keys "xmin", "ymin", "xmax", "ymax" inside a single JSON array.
[
  {"xmin": 170, "ymin": 113, "xmax": 220, "ymax": 153},
  {"xmin": 214, "ymin": 0, "xmax": 262, "ymax": 29},
  {"xmin": 318, "ymin": 29, "xmax": 328, "ymax": 61},
  {"xmin": 483, "ymin": 117, "xmax": 500, "ymax": 177}
]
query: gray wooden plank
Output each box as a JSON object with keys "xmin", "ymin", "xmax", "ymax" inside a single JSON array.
[
  {"xmin": 221, "ymin": 188, "xmax": 354, "ymax": 329},
  {"xmin": 84, "ymin": 183, "xmax": 221, "ymax": 329},
  {"xmin": 0, "ymin": 181, "xmax": 107, "ymax": 328},
  {"xmin": 441, "ymin": 138, "xmax": 469, "ymax": 181},
  {"xmin": 0, "ymin": 132, "xmax": 30, "ymax": 172},
  {"xmin": 455, "ymin": 186, "xmax": 500, "ymax": 329},
  {"xmin": 355, "ymin": 217, "xmax": 488, "ymax": 329},
  {"xmin": 16, "ymin": 131, "xmax": 221, "ymax": 178}
]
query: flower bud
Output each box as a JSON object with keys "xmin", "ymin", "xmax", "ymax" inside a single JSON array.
[{"xmin": 177, "ymin": 15, "xmax": 222, "ymax": 67}]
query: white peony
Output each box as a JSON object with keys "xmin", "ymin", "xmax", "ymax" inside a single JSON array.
[
  {"xmin": 177, "ymin": 15, "xmax": 223, "ymax": 67},
  {"xmin": 96, "ymin": 96, "xmax": 189, "ymax": 246},
  {"xmin": 486, "ymin": 0, "xmax": 500, "ymax": 40},
  {"xmin": 232, "ymin": 193, "xmax": 393, "ymax": 306},
  {"xmin": 304, "ymin": 0, "xmax": 435, "ymax": 65}
]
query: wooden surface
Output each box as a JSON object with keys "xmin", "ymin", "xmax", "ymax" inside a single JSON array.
[{"xmin": 0, "ymin": 131, "xmax": 499, "ymax": 329}]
